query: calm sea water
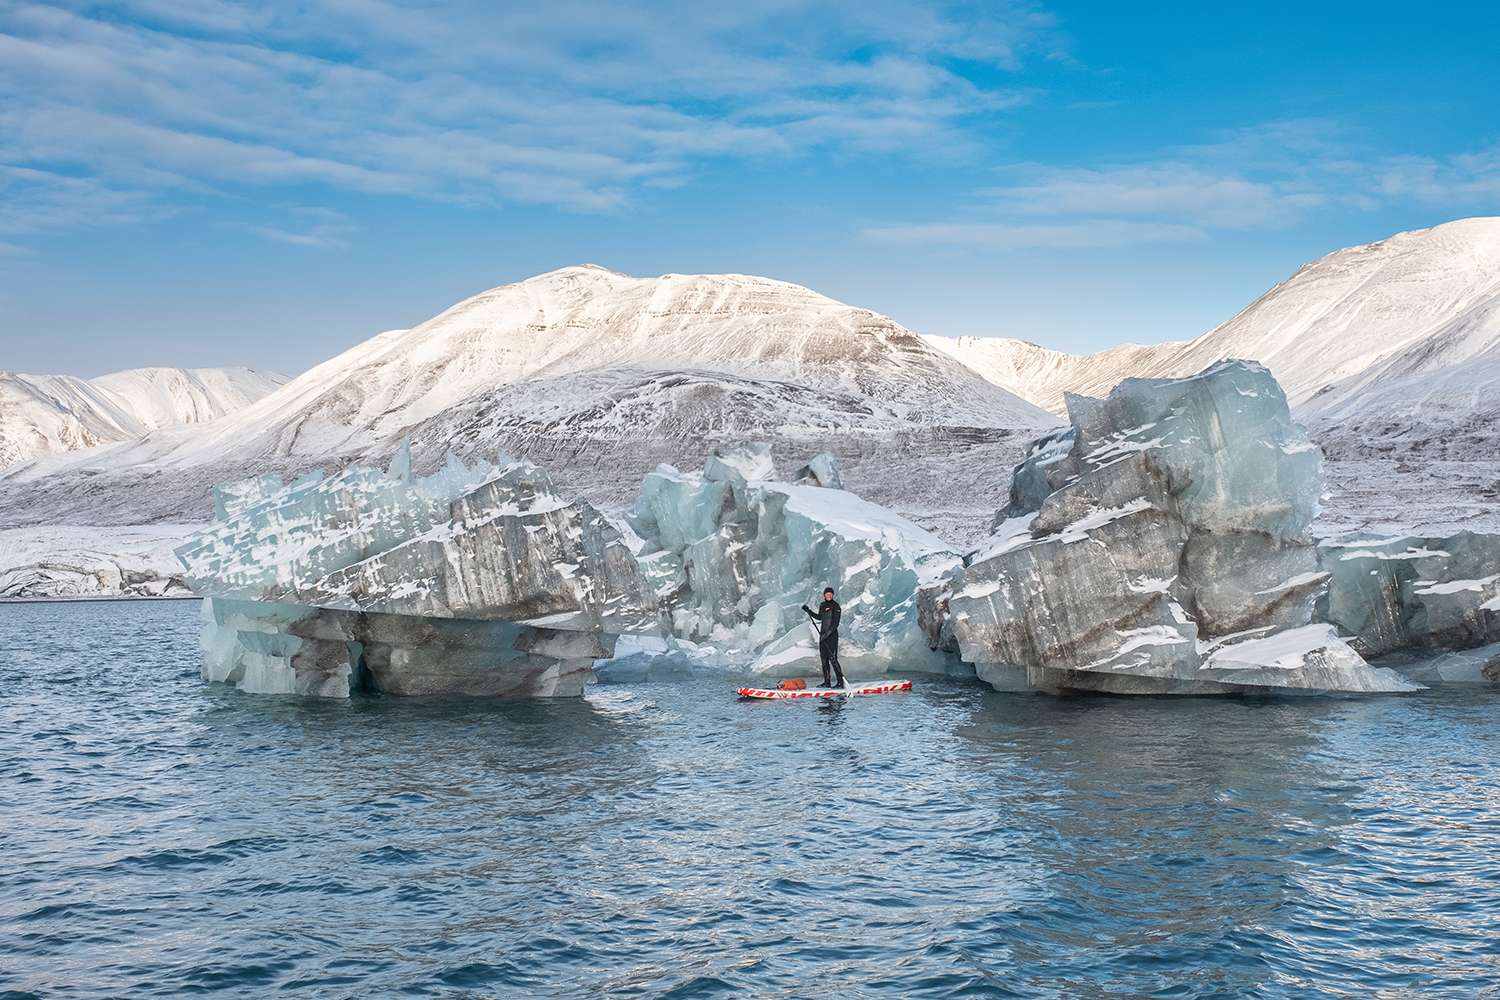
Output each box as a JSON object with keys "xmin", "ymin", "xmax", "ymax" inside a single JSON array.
[{"xmin": 2, "ymin": 600, "xmax": 1498, "ymax": 999}]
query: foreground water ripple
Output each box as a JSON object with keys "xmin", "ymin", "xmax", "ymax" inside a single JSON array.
[{"xmin": 2, "ymin": 601, "xmax": 1498, "ymax": 998}]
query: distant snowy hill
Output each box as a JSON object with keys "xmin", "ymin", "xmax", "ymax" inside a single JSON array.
[
  {"xmin": 0, "ymin": 267, "xmax": 1058, "ymax": 540},
  {"xmin": 926, "ymin": 216, "xmax": 1500, "ymax": 418},
  {"xmin": 0, "ymin": 366, "xmax": 290, "ymax": 468},
  {"xmin": 926, "ymin": 217, "xmax": 1500, "ymax": 536},
  {"xmin": 918, "ymin": 336, "xmax": 1183, "ymax": 417}
]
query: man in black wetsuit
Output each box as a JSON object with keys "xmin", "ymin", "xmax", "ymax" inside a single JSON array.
[{"xmin": 801, "ymin": 587, "xmax": 845, "ymax": 688}]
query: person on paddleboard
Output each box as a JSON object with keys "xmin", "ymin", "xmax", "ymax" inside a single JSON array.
[{"xmin": 801, "ymin": 587, "xmax": 845, "ymax": 688}]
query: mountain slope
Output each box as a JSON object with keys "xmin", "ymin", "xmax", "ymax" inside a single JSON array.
[
  {"xmin": 918, "ymin": 335, "xmax": 1185, "ymax": 415},
  {"xmin": 927, "ymin": 217, "xmax": 1500, "ymax": 537},
  {"xmin": 927, "ymin": 216, "xmax": 1500, "ymax": 417},
  {"xmin": 0, "ymin": 266, "xmax": 1058, "ymax": 539},
  {"xmin": 0, "ymin": 366, "xmax": 290, "ymax": 469}
]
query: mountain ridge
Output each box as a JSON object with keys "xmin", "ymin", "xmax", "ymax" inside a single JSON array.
[
  {"xmin": 925, "ymin": 217, "xmax": 1500, "ymax": 419},
  {"xmin": 5, "ymin": 220, "xmax": 1499, "ymax": 548},
  {"xmin": 0, "ymin": 267, "xmax": 1059, "ymax": 541}
]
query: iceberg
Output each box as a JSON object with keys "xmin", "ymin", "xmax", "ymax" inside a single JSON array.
[
  {"xmin": 178, "ymin": 441, "xmax": 657, "ymax": 698},
  {"xmin": 625, "ymin": 443, "xmax": 965, "ymax": 677},
  {"xmin": 937, "ymin": 360, "xmax": 1420, "ymax": 695}
]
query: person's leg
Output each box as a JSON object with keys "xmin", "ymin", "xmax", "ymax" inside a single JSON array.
[
  {"xmin": 829, "ymin": 645, "xmax": 845, "ymax": 686},
  {"xmin": 819, "ymin": 646, "xmax": 832, "ymax": 686}
]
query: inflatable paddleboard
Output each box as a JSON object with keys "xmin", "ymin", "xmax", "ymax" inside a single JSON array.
[{"xmin": 736, "ymin": 679, "xmax": 913, "ymax": 699}]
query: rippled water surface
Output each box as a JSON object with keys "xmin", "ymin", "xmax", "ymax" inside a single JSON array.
[{"xmin": 3, "ymin": 600, "xmax": 1499, "ymax": 999}]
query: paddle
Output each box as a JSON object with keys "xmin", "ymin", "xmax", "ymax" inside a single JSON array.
[{"xmin": 807, "ymin": 616, "xmax": 824, "ymax": 685}]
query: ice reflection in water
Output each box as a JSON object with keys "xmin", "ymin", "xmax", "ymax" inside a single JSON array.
[{"xmin": 1, "ymin": 600, "xmax": 1497, "ymax": 998}]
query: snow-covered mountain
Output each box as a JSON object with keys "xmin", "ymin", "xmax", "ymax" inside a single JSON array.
[
  {"xmin": 0, "ymin": 267, "xmax": 1058, "ymax": 538},
  {"xmin": 0, "ymin": 366, "xmax": 290, "ymax": 468},
  {"xmin": 927, "ymin": 216, "xmax": 1500, "ymax": 418},
  {"xmin": 171, "ymin": 264, "xmax": 1051, "ymax": 460},
  {"xmin": 926, "ymin": 217, "xmax": 1500, "ymax": 537},
  {"xmin": 7, "ymin": 221, "xmax": 1499, "ymax": 580}
]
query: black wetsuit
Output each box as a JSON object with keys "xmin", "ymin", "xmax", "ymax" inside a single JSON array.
[{"xmin": 802, "ymin": 598, "xmax": 844, "ymax": 686}]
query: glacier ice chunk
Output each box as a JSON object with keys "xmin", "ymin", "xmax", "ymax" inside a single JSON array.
[
  {"xmin": 589, "ymin": 635, "xmax": 724, "ymax": 684},
  {"xmin": 1197, "ymin": 624, "xmax": 1420, "ymax": 693},
  {"xmin": 179, "ymin": 450, "xmax": 657, "ymax": 698},
  {"xmin": 1379, "ymin": 640, "xmax": 1500, "ymax": 685},
  {"xmin": 793, "ymin": 451, "xmax": 844, "ymax": 490},
  {"xmin": 703, "ymin": 441, "xmax": 776, "ymax": 484},
  {"xmin": 626, "ymin": 446, "xmax": 965, "ymax": 675},
  {"xmin": 940, "ymin": 360, "xmax": 1399, "ymax": 695}
]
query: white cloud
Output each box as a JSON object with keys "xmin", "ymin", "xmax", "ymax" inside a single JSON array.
[
  {"xmin": 0, "ymin": 165, "xmax": 164, "ymax": 233},
  {"xmin": 982, "ymin": 165, "xmax": 1326, "ymax": 228},
  {"xmin": 1375, "ymin": 148, "xmax": 1500, "ymax": 204},
  {"xmin": 866, "ymin": 121, "xmax": 1500, "ymax": 251},
  {"xmin": 0, "ymin": 0, "xmax": 1058, "ymax": 238},
  {"xmin": 224, "ymin": 206, "xmax": 358, "ymax": 249}
]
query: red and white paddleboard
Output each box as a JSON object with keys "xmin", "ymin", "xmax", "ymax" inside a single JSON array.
[{"xmin": 736, "ymin": 679, "xmax": 913, "ymax": 699}]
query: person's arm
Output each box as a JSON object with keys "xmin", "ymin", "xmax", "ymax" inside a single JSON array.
[
  {"xmin": 830, "ymin": 604, "xmax": 841, "ymax": 631},
  {"xmin": 801, "ymin": 604, "xmax": 818, "ymax": 621}
]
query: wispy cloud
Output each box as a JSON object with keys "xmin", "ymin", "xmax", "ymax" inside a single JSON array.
[
  {"xmin": 1375, "ymin": 148, "xmax": 1500, "ymax": 204},
  {"xmin": 864, "ymin": 121, "xmax": 1500, "ymax": 250},
  {"xmin": 0, "ymin": 164, "xmax": 164, "ymax": 233},
  {"xmin": 223, "ymin": 206, "xmax": 358, "ymax": 249},
  {"xmin": 0, "ymin": 0, "xmax": 1060, "ymax": 241},
  {"xmin": 981, "ymin": 165, "xmax": 1326, "ymax": 228}
]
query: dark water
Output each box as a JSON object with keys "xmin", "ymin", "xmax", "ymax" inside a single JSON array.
[{"xmin": 2, "ymin": 601, "xmax": 1498, "ymax": 999}]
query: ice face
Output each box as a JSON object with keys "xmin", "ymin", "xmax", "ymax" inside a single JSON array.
[
  {"xmin": 1064, "ymin": 360, "xmax": 1324, "ymax": 537},
  {"xmin": 626, "ymin": 445, "xmax": 964, "ymax": 676},
  {"xmin": 993, "ymin": 426, "xmax": 1077, "ymax": 525},
  {"xmin": 180, "ymin": 448, "xmax": 657, "ymax": 698},
  {"xmin": 200, "ymin": 596, "xmax": 614, "ymax": 698},
  {"xmin": 1316, "ymin": 530, "xmax": 1500, "ymax": 658},
  {"xmin": 941, "ymin": 360, "xmax": 1414, "ymax": 695},
  {"xmin": 792, "ymin": 451, "xmax": 844, "ymax": 490}
]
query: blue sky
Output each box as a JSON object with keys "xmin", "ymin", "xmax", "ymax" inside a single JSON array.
[{"xmin": 2, "ymin": 0, "xmax": 1498, "ymax": 377}]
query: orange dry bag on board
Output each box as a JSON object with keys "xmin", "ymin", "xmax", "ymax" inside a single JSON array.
[{"xmin": 777, "ymin": 678, "xmax": 808, "ymax": 690}]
